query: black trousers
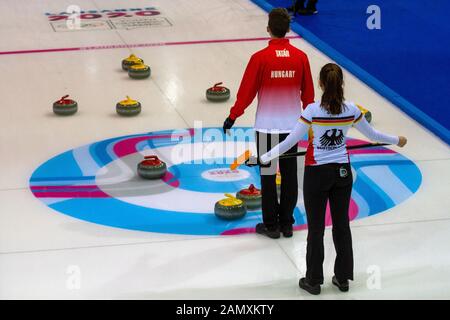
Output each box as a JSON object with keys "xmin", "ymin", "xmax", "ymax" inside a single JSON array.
[
  {"xmin": 256, "ymin": 132, "xmax": 298, "ymax": 229},
  {"xmin": 303, "ymin": 163, "xmax": 354, "ymax": 285}
]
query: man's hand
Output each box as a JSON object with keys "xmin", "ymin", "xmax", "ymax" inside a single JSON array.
[
  {"xmin": 223, "ymin": 117, "xmax": 235, "ymax": 134},
  {"xmin": 245, "ymin": 156, "xmax": 270, "ymax": 167}
]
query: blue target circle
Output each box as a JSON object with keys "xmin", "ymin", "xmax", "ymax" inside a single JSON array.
[{"xmin": 29, "ymin": 127, "xmax": 422, "ymax": 235}]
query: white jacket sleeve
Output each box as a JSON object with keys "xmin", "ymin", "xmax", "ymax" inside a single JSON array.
[
  {"xmin": 260, "ymin": 121, "xmax": 309, "ymax": 163},
  {"xmin": 354, "ymin": 117, "xmax": 399, "ymax": 145}
]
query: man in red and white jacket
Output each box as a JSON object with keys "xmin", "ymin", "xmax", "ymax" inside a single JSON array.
[{"xmin": 223, "ymin": 8, "xmax": 314, "ymax": 239}]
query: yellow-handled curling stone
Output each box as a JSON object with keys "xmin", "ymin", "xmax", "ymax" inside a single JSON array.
[
  {"xmin": 116, "ymin": 96, "xmax": 141, "ymax": 116},
  {"xmin": 122, "ymin": 54, "xmax": 144, "ymax": 71},
  {"xmin": 214, "ymin": 194, "xmax": 247, "ymax": 220},
  {"xmin": 53, "ymin": 95, "xmax": 78, "ymax": 115},
  {"xmin": 357, "ymin": 104, "xmax": 372, "ymax": 123},
  {"xmin": 276, "ymin": 171, "xmax": 281, "ymax": 197},
  {"xmin": 128, "ymin": 62, "xmax": 151, "ymax": 79},
  {"xmin": 206, "ymin": 82, "xmax": 230, "ymax": 102}
]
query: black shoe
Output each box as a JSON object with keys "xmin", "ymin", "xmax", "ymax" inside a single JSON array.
[
  {"xmin": 298, "ymin": 1, "xmax": 318, "ymax": 15},
  {"xmin": 297, "ymin": 7, "xmax": 318, "ymax": 15},
  {"xmin": 280, "ymin": 225, "xmax": 293, "ymax": 238},
  {"xmin": 299, "ymin": 277, "xmax": 321, "ymax": 295},
  {"xmin": 287, "ymin": 3, "xmax": 305, "ymax": 13},
  {"xmin": 255, "ymin": 223, "xmax": 280, "ymax": 239},
  {"xmin": 332, "ymin": 276, "xmax": 349, "ymax": 292}
]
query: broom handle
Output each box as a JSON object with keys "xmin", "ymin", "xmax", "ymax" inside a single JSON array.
[{"xmin": 277, "ymin": 142, "xmax": 390, "ymax": 159}]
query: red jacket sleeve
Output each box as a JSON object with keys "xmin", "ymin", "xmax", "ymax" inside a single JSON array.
[
  {"xmin": 300, "ymin": 54, "xmax": 315, "ymax": 109},
  {"xmin": 229, "ymin": 55, "xmax": 261, "ymax": 120}
]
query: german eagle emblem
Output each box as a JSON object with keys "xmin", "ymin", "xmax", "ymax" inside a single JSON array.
[{"xmin": 320, "ymin": 129, "xmax": 344, "ymax": 147}]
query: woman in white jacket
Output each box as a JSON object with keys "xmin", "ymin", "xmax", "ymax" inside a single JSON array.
[{"xmin": 258, "ymin": 63, "xmax": 407, "ymax": 295}]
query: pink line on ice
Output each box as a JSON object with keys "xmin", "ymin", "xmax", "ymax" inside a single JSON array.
[
  {"xmin": 349, "ymin": 149, "xmax": 395, "ymax": 155},
  {"xmin": 221, "ymin": 227, "xmax": 256, "ymax": 236},
  {"xmin": 30, "ymin": 185, "xmax": 99, "ymax": 190},
  {"xmin": 0, "ymin": 36, "xmax": 301, "ymax": 56},
  {"xmin": 161, "ymin": 172, "xmax": 180, "ymax": 188},
  {"xmin": 32, "ymin": 191, "xmax": 110, "ymax": 198}
]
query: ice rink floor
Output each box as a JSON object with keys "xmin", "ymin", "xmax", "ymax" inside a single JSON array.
[{"xmin": 0, "ymin": 0, "xmax": 449, "ymax": 299}]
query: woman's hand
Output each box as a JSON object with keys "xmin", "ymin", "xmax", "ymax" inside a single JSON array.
[{"xmin": 397, "ymin": 136, "xmax": 407, "ymax": 147}]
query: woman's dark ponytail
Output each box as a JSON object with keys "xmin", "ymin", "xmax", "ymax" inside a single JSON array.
[{"xmin": 320, "ymin": 63, "xmax": 345, "ymax": 115}]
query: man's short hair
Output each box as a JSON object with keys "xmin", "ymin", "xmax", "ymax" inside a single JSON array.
[{"xmin": 268, "ymin": 8, "xmax": 291, "ymax": 38}]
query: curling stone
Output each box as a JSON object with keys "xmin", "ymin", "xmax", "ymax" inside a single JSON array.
[
  {"xmin": 214, "ymin": 194, "xmax": 247, "ymax": 220},
  {"xmin": 276, "ymin": 171, "xmax": 281, "ymax": 197},
  {"xmin": 53, "ymin": 95, "xmax": 78, "ymax": 115},
  {"xmin": 206, "ymin": 82, "xmax": 230, "ymax": 102},
  {"xmin": 128, "ymin": 63, "xmax": 151, "ymax": 79},
  {"xmin": 116, "ymin": 96, "xmax": 141, "ymax": 116},
  {"xmin": 122, "ymin": 54, "xmax": 144, "ymax": 71},
  {"xmin": 236, "ymin": 184, "xmax": 262, "ymax": 210},
  {"xmin": 137, "ymin": 155, "xmax": 167, "ymax": 179},
  {"xmin": 357, "ymin": 104, "xmax": 372, "ymax": 123}
]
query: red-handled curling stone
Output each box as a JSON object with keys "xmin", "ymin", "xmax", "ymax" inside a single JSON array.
[
  {"xmin": 137, "ymin": 155, "xmax": 167, "ymax": 179},
  {"xmin": 236, "ymin": 184, "xmax": 262, "ymax": 210},
  {"xmin": 53, "ymin": 95, "xmax": 78, "ymax": 115},
  {"xmin": 206, "ymin": 82, "xmax": 230, "ymax": 102}
]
